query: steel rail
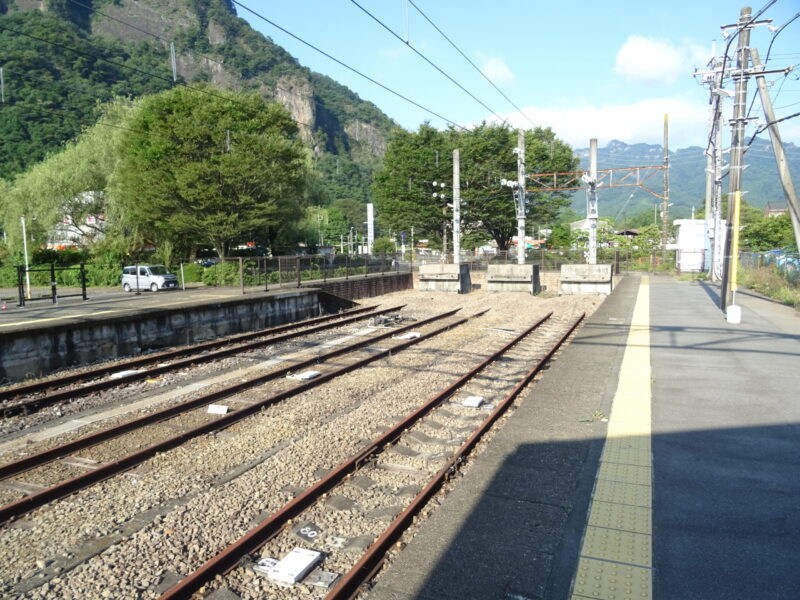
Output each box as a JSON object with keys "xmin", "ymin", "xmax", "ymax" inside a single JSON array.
[
  {"xmin": 0, "ymin": 304, "xmax": 400, "ymax": 417},
  {"xmin": 156, "ymin": 311, "xmax": 555, "ymax": 600},
  {"xmin": 0, "ymin": 304, "xmax": 380, "ymax": 402},
  {"xmin": 0, "ymin": 307, "xmax": 456, "ymax": 483},
  {"xmin": 0, "ymin": 308, "xmax": 474, "ymax": 525},
  {"xmin": 326, "ymin": 313, "xmax": 585, "ymax": 599}
]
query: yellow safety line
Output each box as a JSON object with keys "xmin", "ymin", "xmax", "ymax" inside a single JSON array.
[
  {"xmin": 0, "ymin": 294, "xmax": 240, "ymax": 328},
  {"xmin": 571, "ymin": 277, "xmax": 652, "ymax": 600}
]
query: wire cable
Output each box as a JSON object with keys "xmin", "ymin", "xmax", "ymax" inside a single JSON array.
[
  {"xmin": 347, "ymin": 0, "xmax": 506, "ymax": 124},
  {"xmin": 231, "ymin": 0, "xmax": 464, "ymax": 129},
  {"xmin": 65, "ymin": 0, "xmax": 229, "ymax": 68},
  {"xmin": 406, "ymin": 0, "xmax": 535, "ymax": 129}
]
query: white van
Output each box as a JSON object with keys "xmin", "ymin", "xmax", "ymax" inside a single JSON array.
[{"xmin": 121, "ymin": 265, "xmax": 179, "ymax": 292}]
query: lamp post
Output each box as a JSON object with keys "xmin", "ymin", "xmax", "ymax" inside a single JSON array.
[{"xmin": 431, "ymin": 181, "xmax": 449, "ymax": 262}]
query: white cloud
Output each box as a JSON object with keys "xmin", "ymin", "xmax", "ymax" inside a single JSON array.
[
  {"xmin": 613, "ymin": 36, "xmax": 684, "ymax": 84},
  {"xmin": 480, "ymin": 57, "xmax": 515, "ymax": 85},
  {"xmin": 488, "ymin": 97, "xmax": 710, "ymax": 149}
]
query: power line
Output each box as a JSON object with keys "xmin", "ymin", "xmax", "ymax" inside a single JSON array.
[
  {"xmin": 66, "ymin": 0, "xmax": 375, "ymax": 129},
  {"xmin": 765, "ymin": 11, "xmax": 800, "ymax": 64},
  {"xmin": 65, "ymin": 0, "xmax": 228, "ymax": 68},
  {"xmin": 406, "ymin": 0, "xmax": 535, "ymax": 129},
  {"xmin": 231, "ymin": 0, "xmax": 464, "ymax": 129},
  {"xmin": 347, "ymin": 0, "xmax": 506, "ymax": 124}
]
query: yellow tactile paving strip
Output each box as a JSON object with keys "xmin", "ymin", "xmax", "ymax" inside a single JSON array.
[{"xmin": 571, "ymin": 277, "xmax": 652, "ymax": 600}]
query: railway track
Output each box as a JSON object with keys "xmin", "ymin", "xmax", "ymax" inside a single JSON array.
[
  {"xmin": 0, "ymin": 307, "xmax": 476, "ymax": 526},
  {"xmin": 155, "ymin": 312, "xmax": 585, "ymax": 600},
  {"xmin": 0, "ymin": 304, "xmax": 401, "ymax": 418}
]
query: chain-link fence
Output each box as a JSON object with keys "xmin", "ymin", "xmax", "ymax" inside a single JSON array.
[{"xmin": 740, "ymin": 250, "xmax": 800, "ymax": 287}]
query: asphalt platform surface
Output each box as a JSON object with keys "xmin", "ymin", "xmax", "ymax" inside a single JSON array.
[{"xmin": 368, "ymin": 274, "xmax": 800, "ymax": 600}]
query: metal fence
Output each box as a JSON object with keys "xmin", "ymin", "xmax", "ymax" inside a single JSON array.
[
  {"xmin": 176, "ymin": 253, "xmax": 409, "ymax": 293},
  {"xmin": 16, "ymin": 264, "xmax": 88, "ymax": 307},
  {"xmin": 740, "ymin": 250, "xmax": 800, "ymax": 287},
  {"xmin": 410, "ymin": 249, "xmax": 678, "ymax": 274}
]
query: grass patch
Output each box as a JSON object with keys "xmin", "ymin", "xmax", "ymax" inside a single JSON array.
[{"xmin": 738, "ymin": 266, "xmax": 800, "ymax": 310}]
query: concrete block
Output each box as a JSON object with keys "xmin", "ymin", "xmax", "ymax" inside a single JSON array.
[
  {"xmin": 560, "ymin": 264, "xmax": 613, "ymax": 295},
  {"xmin": 486, "ymin": 264, "xmax": 541, "ymax": 294},
  {"xmin": 418, "ymin": 264, "xmax": 471, "ymax": 294}
]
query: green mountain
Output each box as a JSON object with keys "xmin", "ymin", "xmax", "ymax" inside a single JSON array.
[
  {"xmin": 0, "ymin": 0, "xmax": 396, "ymax": 202},
  {"xmin": 571, "ymin": 138, "xmax": 800, "ymax": 224}
]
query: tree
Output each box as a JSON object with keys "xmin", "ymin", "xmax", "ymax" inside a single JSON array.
[
  {"xmin": 547, "ymin": 224, "xmax": 575, "ymax": 249},
  {"xmin": 372, "ymin": 237, "xmax": 394, "ymax": 253},
  {"xmin": 114, "ymin": 87, "xmax": 307, "ymax": 258},
  {"xmin": 372, "ymin": 124, "xmax": 451, "ymax": 242},
  {"xmin": 373, "ymin": 122, "xmax": 578, "ymax": 251},
  {"xmin": 633, "ymin": 224, "xmax": 662, "ymax": 252},
  {"xmin": 1, "ymin": 99, "xmax": 133, "ymax": 255},
  {"xmin": 741, "ymin": 213, "xmax": 795, "ymax": 251}
]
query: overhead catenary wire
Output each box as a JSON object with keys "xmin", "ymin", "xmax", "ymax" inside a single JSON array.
[
  {"xmin": 230, "ymin": 0, "xmax": 465, "ymax": 129},
  {"xmin": 347, "ymin": 0, "xmax": 507, "ymax": 125},
  {"xmin": 406, "ymin": 0, "xmax": 535, "ymax": 129},
  {"xmin": 63, "ymin": 0, "xmax": 353, "ymax": 119}
]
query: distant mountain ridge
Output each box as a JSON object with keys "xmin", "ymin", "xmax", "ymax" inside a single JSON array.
[{"xmin": 571, "ymin": 138, "xmax": 800, "ymax": 222}]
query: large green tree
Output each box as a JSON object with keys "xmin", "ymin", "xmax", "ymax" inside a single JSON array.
[
  {"xmin": 114, "ymin": 86, "xmax": 307, "ymax": 257},
  {"xmin": 741, "ymin": 213, "xmax": 795, "ymax": 251},
  {"xmin": 1, "ymin": 99, "xmax": 133, "ymax": 254},
  {"xmin": 373, "ymin": 123, "xmax": 578, "ymax": 250}
]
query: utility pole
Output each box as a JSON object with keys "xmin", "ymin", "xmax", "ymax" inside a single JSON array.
[
  {"xmin": 0, "ymin": 67, "xmax": 5, "ymax": 104},
  {"xmin": 712, "ymin": 104, "xmax": 725, "ymax": 282},
  {"xmin": 720, "ymin": 5, "xmax": 752, "ymax": 313},
  {"xmin": 751, "ymin": 47, "xmax": 800, "ymax": 249},
  {"xmin": 661, "ymin": 114, "xmax": 670, "ymax": 249},
  {"xmin": 366, "ymin": 203, "xmax": 374, "ymax": 255},
  {"xmin": 20, "ymin": 215, "xmax": 31, "ymax": 300},
  {"xmin": 516, "ymin": 129, "xmax": 526, "ymax": 265},
  {"xmin": 170, "ymin": 42, "xmax": 178, "ymax": 82},
  {"xmin": 452, "ymin": 148, "xmax": 461, "ymax": 265},
  {"xmin": 583, "ymin": 138, "xmax": 599, "ymax": 265}
]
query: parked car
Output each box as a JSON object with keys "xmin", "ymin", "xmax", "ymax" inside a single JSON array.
[{"xmin": 121, "ymin": 265, "xmax": 179, "ymax": 292}]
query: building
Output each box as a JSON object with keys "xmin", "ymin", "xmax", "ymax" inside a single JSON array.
[{"xmin": 764, "ymin": 201, "xmax": 788, "ymax": 218}]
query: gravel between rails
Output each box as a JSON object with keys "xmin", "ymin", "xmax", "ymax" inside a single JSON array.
[
  {"xmin": 0, "ymin": 289, "xmax": 602, "ymax": 599},
  {"xmin": 0, "ymin": 319, "xmax": 387, "ymax": 461},
  {"xmin": 0, "ymin": 318, "xmax": 377, "ymax": 441}
]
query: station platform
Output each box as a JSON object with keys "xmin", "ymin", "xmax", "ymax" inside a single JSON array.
[{"xmin": 369, "ymin": 274, "xmax": 800, "ymax": 600}]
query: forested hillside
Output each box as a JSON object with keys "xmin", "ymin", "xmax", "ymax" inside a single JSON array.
[{"xmin": 0, "ymin": 0, "xmax": 397, "ymax": 204}]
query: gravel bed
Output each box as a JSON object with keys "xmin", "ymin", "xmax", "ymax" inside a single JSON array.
[
  {"xmin": 0, "ymin": 320, "xmax": 369, "ymax": 440},
  {"xmin": 0, "ymin": 289, "xmax": 601, "ymax": 598}
]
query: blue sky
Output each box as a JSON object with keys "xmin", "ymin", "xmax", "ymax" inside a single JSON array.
[{"xmin": 236, "ymin": 0, "xmax": 800, "ymax": 150}]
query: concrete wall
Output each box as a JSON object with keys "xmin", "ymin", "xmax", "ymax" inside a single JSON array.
[
  {"xmin": 540, "ymin": 272, "xmax": 560, "ymax": 292},
  {"xmin": 486, "ymin": 264, "xmax": 541, "ymax": 294},
  {"xmin": 0, "ymin": 272, "xmax": 411, "ymax": 383},
  {"xmin": 418, "ymin": 264, "xmax": 471, "ymax": 294},
  {"xmin": 559, "ymin": 264, "xmax": 613, "ymax": 295},
  {"xmin": 0, "ymin": 291, "xmax": 328, "ymax": 384}
]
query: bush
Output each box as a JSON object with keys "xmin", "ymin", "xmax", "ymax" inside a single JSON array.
[
  {"xmin": 180, "ymin": 263, "xmax": 205, "ymax": 283},
  {"xmin": 202, "ymin": 262, "xmax": 240, "ymax": 286}
]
